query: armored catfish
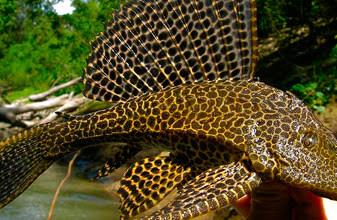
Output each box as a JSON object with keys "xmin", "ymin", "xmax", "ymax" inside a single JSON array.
[{"xmin": 0, "ymin": 0, "xmax": 336, "ymax": 219}]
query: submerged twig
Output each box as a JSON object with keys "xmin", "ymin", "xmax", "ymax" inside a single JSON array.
[{"xmin": 47, "ymin": 150, "xmax": 81, "ymax": 220}]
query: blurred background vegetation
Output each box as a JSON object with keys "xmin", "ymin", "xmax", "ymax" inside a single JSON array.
[
  {"xmin": 0, "ymin": 0, "xmax": 336, "ymax": 110},
  {"xmin": 256, "ymin": 0, "xmax": 337, "ymax": 112},
  {"xmin": 0, "ymin": 0, "xmax": 125, "ymax": 101}
]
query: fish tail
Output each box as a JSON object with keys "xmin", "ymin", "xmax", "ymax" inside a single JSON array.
[
  {"xmin": 0, "ymin": 123, "xmax": 65, "ymax": 208},
  {"xmin": 0, "ymin": 108, "xmax": 126, "ymax": 208}
]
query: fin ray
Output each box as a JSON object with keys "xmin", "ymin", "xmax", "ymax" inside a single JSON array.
[
  {"xmin": 83, "ymin": 0, "xmax": 258, "ymax": 102},
  {"xmin": 147, "ymin": 161, "xmax": 261, "ymax": 219},
  {"xmin": 117, "ymin": 156, "xmax": 191, "ymax": 219},
  {"xmin": 0, "ymin": 128, "xmax": 54, "ymax": 208}
]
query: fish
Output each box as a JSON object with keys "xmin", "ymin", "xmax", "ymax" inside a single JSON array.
[{"xmin": 0, "ymin": 0, "xmax": 336, "ymax": 219}]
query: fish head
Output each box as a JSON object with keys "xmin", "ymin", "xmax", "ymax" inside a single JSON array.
[{"xmin": 245, "ymin": 87, "xmax": 337, "ymax": 200}]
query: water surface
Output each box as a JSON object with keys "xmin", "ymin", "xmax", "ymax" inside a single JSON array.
[{"xmin": 0, "ymin": 164, "xmax": 120, "ymax": 220}]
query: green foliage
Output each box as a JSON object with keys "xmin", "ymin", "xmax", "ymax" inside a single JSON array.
[
  {"xmin": 256, "ymin": 0, "xmax": 337, "ymax": 36},
  {"xmin": 291, "ymin": 45, "xmax": 337, "ymax": 112},
  {"xmin": 0, "ymin": 0, "xmax": 123, "ymax": 99},
  {"xmin": 256, "ymin": 0, "xmax": 337, "ymax": 111},
  {"xmin": 0, "ymin": 0, "xmax": 336, "ymax": 104},
  {"xmin": 330, "ymin": 37, "xmax": 337, "ymax": 58},
  {"xmin": 256, "ymin": 0, "xmax": 287, "ymax": 35}
]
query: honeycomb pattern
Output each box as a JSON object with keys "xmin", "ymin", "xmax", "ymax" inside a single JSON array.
[
  {"xmin": 92, "ymin": 144, "xmax": 141, "ymax": 181},
  {"xmin": 1, "ymin": 80, "xmax": 337, "ymax": 219},
  {"xmin": 148, "ymin": 161, "xmax": 261, "ymax": 220},
  {"xmin": 117, "ymin": 156, "xmax": 190, "ymax": 218},
  {"xmin": 83, "ymin": 0, "xmax": 258, "ymax": 103},
  {"xmin": 50, "ymin": 79, "xmax": 337, "ymax": 219},
  {"xmin": 1, "ymin": 0, "xmax": 337, "ymax": 219}
]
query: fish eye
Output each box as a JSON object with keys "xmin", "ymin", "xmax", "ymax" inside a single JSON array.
[{"xmin": 301, "ymin": 132, "xmax": 318, "ymax": 148}]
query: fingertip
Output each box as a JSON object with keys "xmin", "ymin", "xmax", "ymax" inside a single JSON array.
[
  {"xmin": 290, "ymin": 187, "xmax": 328, "ymax": 220},
  {"xmin": 231, "ymin": 194, "xmax": 251, "ymax": 217}
]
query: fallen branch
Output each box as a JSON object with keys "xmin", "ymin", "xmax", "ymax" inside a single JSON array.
[
  {"xmin": 39, "ymin": 95, "xmax": 86, "ymax": 124},
  {"xmin": 29, "ymin": 77, "xmax": 82, "ymax": 102},
  {"xmin": 0, "ymin": 109, "xmax": 27, "ymax": 128},
  {"xmin": 2, "ymin": 94, "xmax": 69, "ymax": 115},
  {"xmin": 47, "ymin": 150, "xmax": 81, "ymax": 220}
]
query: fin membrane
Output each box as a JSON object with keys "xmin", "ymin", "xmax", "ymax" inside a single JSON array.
[
  {"xmin": 147, "ymin": 161, "xmax": 262, "ymax": 219},
  {"xmin": 117, "ymin": 156, "xmax": 191, "ymax": 219},
  {"xmin": 83, "ymin": 0, "xmax": 258, "ymax": 103},
  {"xmin": 0, "ymin": 126, "xmax": 54, "ymax": 208},
  {"xmin": 92, "ymin": 144, "xmax": 141, "ymax": 181}
]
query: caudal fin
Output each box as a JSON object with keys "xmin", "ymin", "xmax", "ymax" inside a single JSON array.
[{"xmin": 0, "ymin": 125, "xmax": 54, "ymax": 208}]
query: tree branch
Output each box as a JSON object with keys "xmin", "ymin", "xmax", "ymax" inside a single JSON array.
[
  {"xmin": 39, "ymin": 95, "xmax": 86, "ymax": 124},
  {"xmin": 28, "ymin": 77, "xmax": 82, "ymax": 101},
  {"xmin": 2, "ymin": 94, "xmax": 69, "ymax": 114},
  {"xmin": 47, "ymin": 151, "xmax": 81, "ymax": 220}
]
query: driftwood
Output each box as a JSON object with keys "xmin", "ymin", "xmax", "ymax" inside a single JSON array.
[
  {"xmin": 0, "ymin": 93, "xmax": 10, "ymax": 104},
  {"xmin": 28, "ymin": 77, "xmax": 82, "ymax": 101},
  {"xmin": 2, "ymin": 94, "xmax": 69, "ymax": 115},
  {"xmin": 0, "ymin": 76, "xmax": 104, "ymax": 134},
  {"xmin": 0, "ymin": 94, "xmax": 72, "ymax": 128},
  {"xmin": 0, "ymin": 95, "xmax": 87, "ymax": 128},
  {"xmin": 39, "ymin": 95, "xmax": 86, "ymax": 124},
  {"xmin": 0, "ymin": 109, "xmax": 27, "ymax": 128}
]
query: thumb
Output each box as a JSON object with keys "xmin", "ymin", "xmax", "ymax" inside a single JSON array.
[{"xmin": 242, "ymin": 182, "xmax": 292, "ymax": 220}]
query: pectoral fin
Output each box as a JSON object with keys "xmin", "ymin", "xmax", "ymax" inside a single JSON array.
[
  {"xmin": 92, "ymin": 144, "xmax": 141, "ymax": 181},
  {"xmin": 117, "ymin": 156, "xmax": 191, "ymax": 219},
  {"xmin": 146, "ymin": 161, "xmax": 261, "ymax": 220}
]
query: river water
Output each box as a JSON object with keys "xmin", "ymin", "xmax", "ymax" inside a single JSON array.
[{"xmin": 0, "ymin": 164, "xmax": 120, "ymax": 220}]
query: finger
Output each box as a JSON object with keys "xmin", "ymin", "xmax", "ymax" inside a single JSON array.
[
  {"xmin": 290, "ymin": 187, "xmax": 328, "ymax": 220},
  {"xmin": 231, "ymin": 194, "xmax": 251, "ymax": 218},
  {"xmin": 247, "ymin": 182, "xmax": 292, "ymax": 220}
]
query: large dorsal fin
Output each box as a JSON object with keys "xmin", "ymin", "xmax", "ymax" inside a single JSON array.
[{"xmin": 83, "ymin": 0, "xmax": 258, "ymax": 103}]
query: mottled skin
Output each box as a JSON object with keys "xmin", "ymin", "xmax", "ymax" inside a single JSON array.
[
  {"xmin": 1, "ymin": 79, "xmax": 337, "ymax": 219},
  {"xmin": 1, "ymin": 0, "xmax": 335, "ymax": 219}
]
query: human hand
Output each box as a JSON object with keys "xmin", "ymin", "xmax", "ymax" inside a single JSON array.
[{"xmin": 231, "ymin": 182, "xmax": 328, "ymax": 220}]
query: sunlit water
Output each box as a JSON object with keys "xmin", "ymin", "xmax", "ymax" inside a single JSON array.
[{"xmin": 0, "ymin": 164, "xmax": 120, "ymax": 220}]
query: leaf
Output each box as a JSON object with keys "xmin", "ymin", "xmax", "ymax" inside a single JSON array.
[
  {"xmin": 330, "ymin": 44, "xmax": 337, "ymax": 58},
  {"xmin": 313, "ymin": 105, "xmax": 326, "ymax": 113},
  {"xmin": 291, "ymin": 83, "xmax": 305, "ymax": 93},
  {"xmin": 305, "ymin": 82, "xmax": 318, "ymax": 90},
  {"xmin": 315, "ymin": 92, "xmax": 328, "ymax": 103}
]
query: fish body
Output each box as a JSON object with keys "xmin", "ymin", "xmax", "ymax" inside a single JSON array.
[
  {"xmin": 0, "ymin": 0, "xmax": 337, "ymax": 219},
  {"xmin": 1, "ymin": 79, "xmax": 337, "ymax": 219}
]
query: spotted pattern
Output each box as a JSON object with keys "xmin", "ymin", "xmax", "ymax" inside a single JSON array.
[
  {"xmin": 1, "ymin": 0, "xmax": 337, "ymax": 219},
  {"xmin": 1, "ymin": 80, "xmax": 337, "ymax": 220},
  {"xmin": 92, "ymin": 144, "xmax": 141, "ymax": 181},
  {"xmin": 117, "ymin": 156, "xmax": 191, "ymax": 218},
  {"xmin": 83, "ymin": 0, "xmax": 257, "ymax": 103},
  {"xmin": 147, "ymin": 161, "xmax": 261, "ymax": 220}
]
